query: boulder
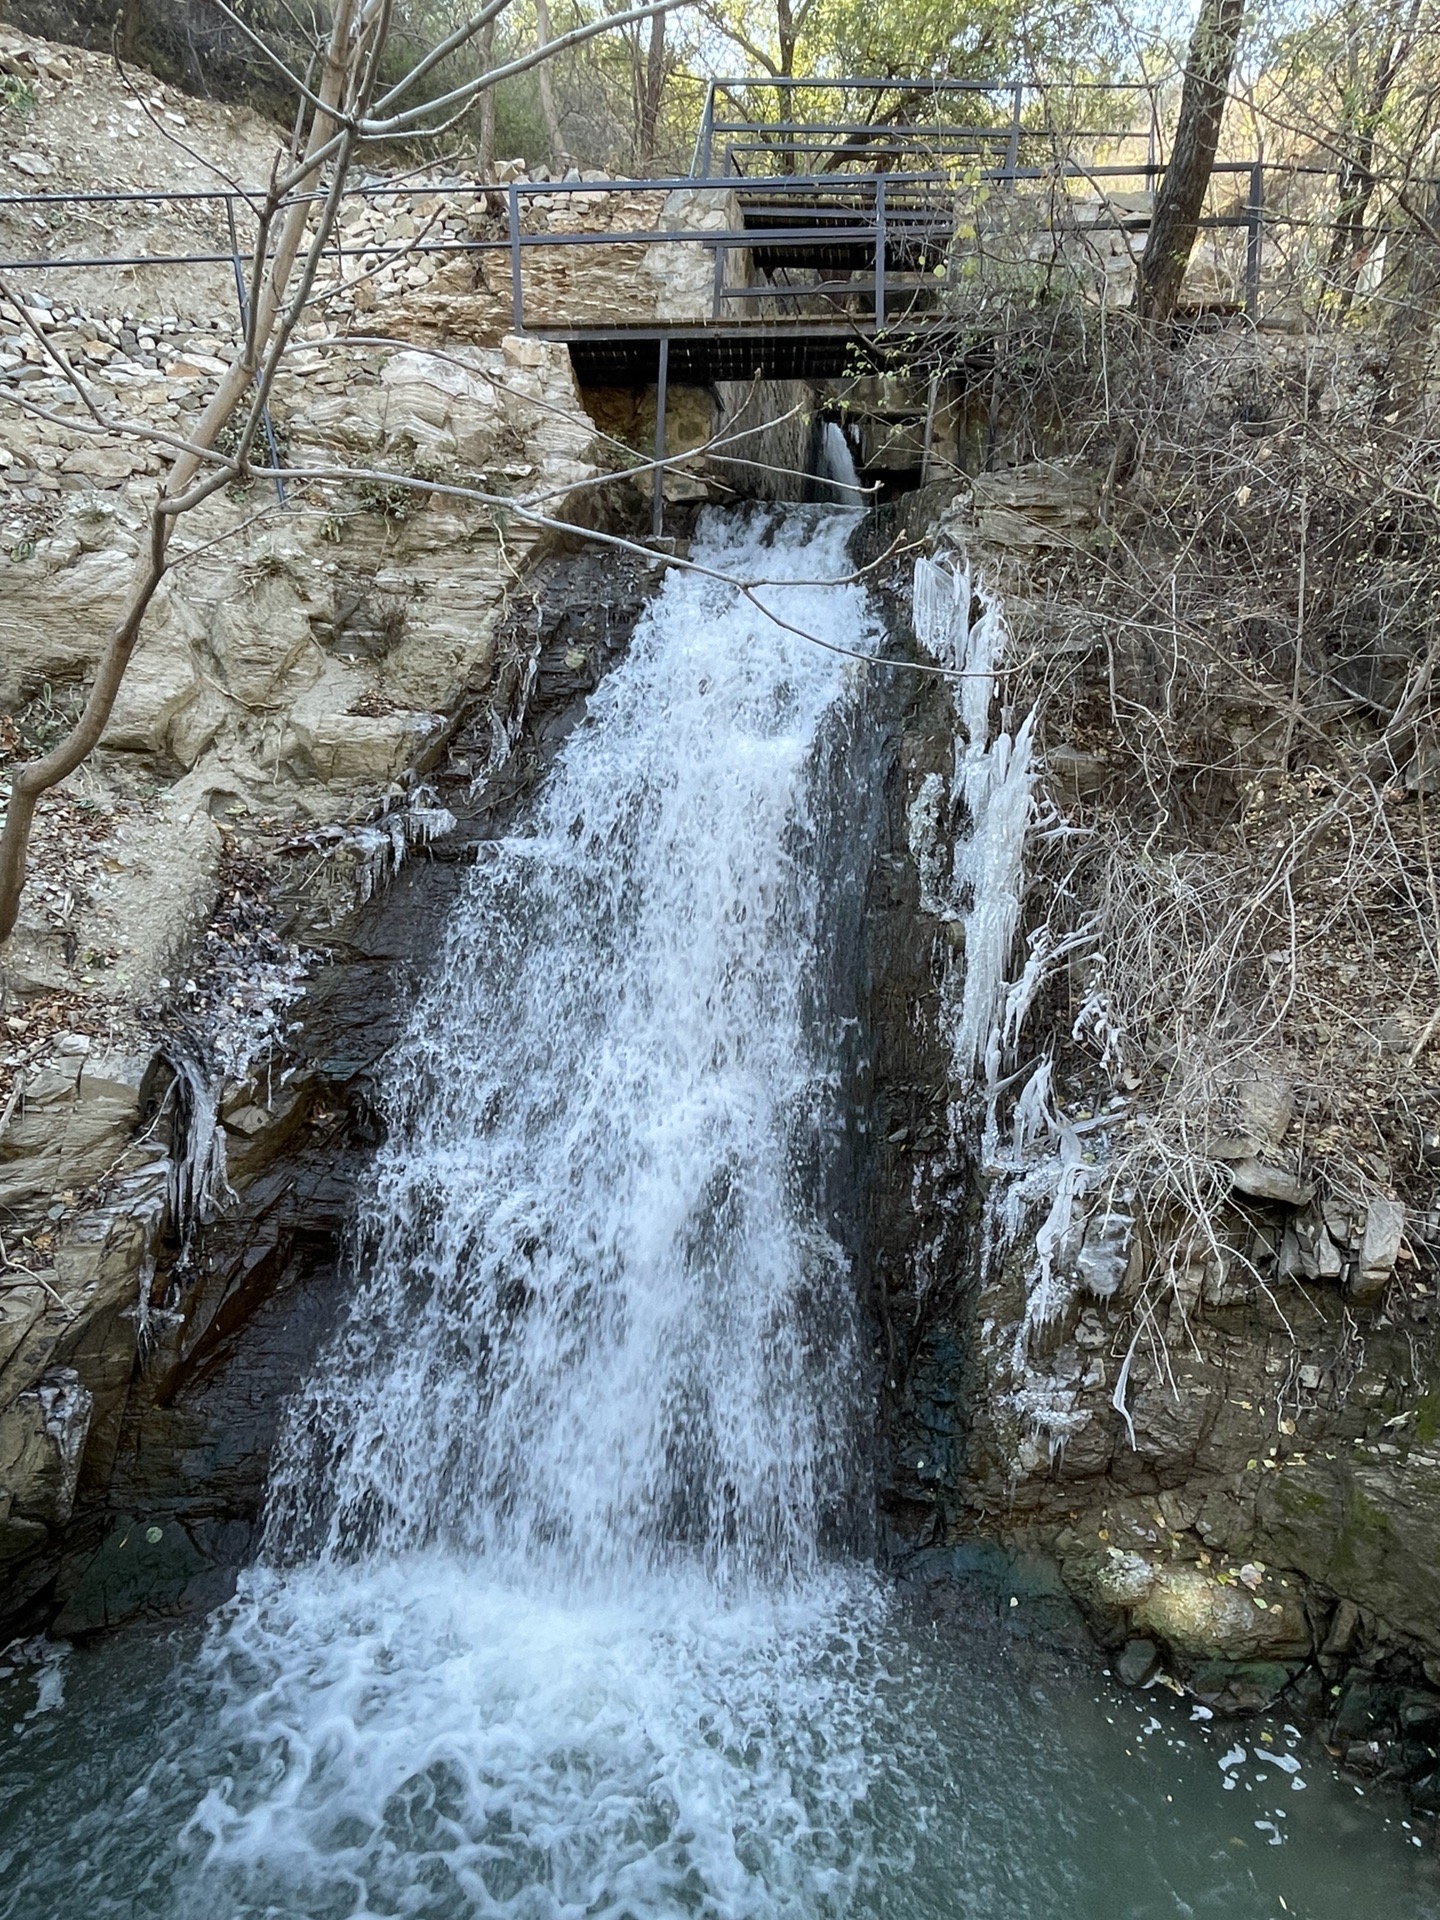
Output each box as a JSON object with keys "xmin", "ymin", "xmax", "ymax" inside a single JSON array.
[
  {"xmin": 1133, "ymin": 1565, "xmax": 1309, "ymax": 1663},
  {"xmin": 1211, "ymin": 1070, "xmax": 1294, "ymax": 1160}
]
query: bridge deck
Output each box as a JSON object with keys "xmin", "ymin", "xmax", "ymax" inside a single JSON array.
[{"xmin": 559, "ymin": 321, "xmax": 983, "ymax": 385}]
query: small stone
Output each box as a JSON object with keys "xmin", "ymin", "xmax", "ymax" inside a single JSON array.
[
  {"xmin": 1046, "ymin": 742, "xmax": 1109, "ymax": 801},
  {"xmin": 1115, "ymin": 1638, "xmax": 1160, "ymax": 1687},
  {"xmin": 1321, "ymin": 1598, "xmax": 1362, "ymax": 1659},
  {"xmin": 1227, "ymin": 1156, "xmax": 1313, "ymax": 1206},
  {"xmin": 165, "ymin": 350, "xmax": 228, "ymax": 379}
]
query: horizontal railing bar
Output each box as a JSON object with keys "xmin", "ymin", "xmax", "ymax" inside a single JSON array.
[
  {"xmin": 0, "ymin": 181, "xmax": 523, "ymax": 209},
  {"xmin": 510, "ymin": 159, "xmax": 1365, "ymax": 190},
  {"xmin": 714, "ymin": 122, "xmax": 1028, "ymax": 138},
  {"xmin": 528, "ymin": 319, "xmax": 969, "ymax": 337},
  {"xmin": 708, "ymin": 77, "xmax": 1160, "ymax": 92},
  {"xmin": 719, "ymin": 282, "xmax": 945, "ymax": 300},
  {"xmin": 515, "ymin": 224, "xmax": 883, "ymax": 246},
  {"xmin": 0, "ymin": 154, "xmax": 1382, "ymax": 214},
  {"xmin": 0, "ymin": 237, "xmax": 513, "ymax": 271},
  {"xmin": 712, "ymin": 117, "xmax": 1154, "ymax": 132},
  {"xmin": 0, "ymin": 203, "xmax": 1273, "ymax": 277},
  {"xmin": 0, "ymin": 144, "xmax": 1423, "ymax": 213}
]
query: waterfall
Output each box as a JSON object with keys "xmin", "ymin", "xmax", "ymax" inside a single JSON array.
[
  {"xmin": 266, "ymin": 506, "xmax": 878, "ymax": 1586},
  {"xmin": 817, "ymin": 419, "xmax": 865, "ymax": 505},
  {"xmin": 4, "ymin": 516, "xmax": 1426, "ymax": 1920},
  {"xmin": 183, "ymin": 506, "xmax": 892, "ymax": 1915}
]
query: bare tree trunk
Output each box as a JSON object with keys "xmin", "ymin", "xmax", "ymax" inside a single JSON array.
[
  {"xmin": 0, "ymin": 0, "xmax": 362, "ymax": 945},
  {"xmin": 1385, "ymin": 153, "xmax": 1440, "ymax": 409},
  {"xmin": 534, "ymin": 0, "xmax": 570, "ymax": 173},
  {"xmin": 638, "ymin": 11, "xmax": 665, "ymax": 170},
  {"xmin": 1139, "ymin": 0, "xmax": 1244, "ymax": 323},
  {"xmin": 1325, "ymin": 0, "xmax": 1422, "ymax": 315},
  {"xmin": 478, "ymin": 16, "xmax": 498, "ymax": 177}
]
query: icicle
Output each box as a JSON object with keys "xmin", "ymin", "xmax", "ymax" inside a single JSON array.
[
  {"xmin": 910, "ymin": 555, "xmax": 1036, "ymax": 1094},
  {"xmin": 355, "ymin": 785, "xmax": 459, "ymax": 903},
  {"xmin": 160, "ymin": 1038, "xmax": 238, "ymax": 1256}
]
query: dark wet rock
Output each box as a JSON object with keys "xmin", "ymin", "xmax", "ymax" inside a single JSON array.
[
  {"xmin": 1284, "ymin": 1666, "xmax": 1328, "ymax": 1719},
  {"xmin": 51, "ymin": 1516, "xmax": 213, "ymax": 1635},
  {"xmin": 1332, "ymin": 1676, "xmax": 1400, "ymax": 1742},
  {"xmin": 1189, "ymin": 1659, "xmax": 1305, "ymax": 1714},
  {"xmin": 1400, "ymin": 1692, "xmax": 1440, "ymax": 1731},
  {"xmin": 1320, "ymin": 1596, "xmax": 1363, "ymax": 1666},
  {"xmin": 1343, "ymin": 1739, "xmax": 1387, "ymax": 1774}
]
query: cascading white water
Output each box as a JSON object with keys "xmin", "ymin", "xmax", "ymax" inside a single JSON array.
[
  {"xmin": 818, "ymin": 420, "xmax": 865, "ymax": 505},
  {"xmin": 266, "ymin": 505, "xmax": 878, "ymax": 1587},
  {"xmin": 179, "ymin": 505, "xmax": 892, "ymax": 1915}
]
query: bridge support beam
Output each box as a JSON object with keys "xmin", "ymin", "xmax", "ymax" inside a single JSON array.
[{"xmin": 652, "ymin": 335, "xmax": 669, "ymax": 538}]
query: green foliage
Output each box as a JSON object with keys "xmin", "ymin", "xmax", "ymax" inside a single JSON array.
[
  {"xmin": 699, "ymin": 0, "xmax": 1110, "ymax": 87},
  {"xmin": 353, "ymin": 476, "xmax": 427, "ymax": 520},
  {"xmin": 0, "ymin": 73, "xmax": 37, "ymax": 113}
]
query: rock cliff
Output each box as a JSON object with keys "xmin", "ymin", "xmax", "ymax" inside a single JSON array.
[
  {"xmin": 0, "ymin": 26, "xmax": 654, "ymax": 1631},
  {"xmin": 869, "ymin": 325, "xmax": 1440, "ymax": 1796}
]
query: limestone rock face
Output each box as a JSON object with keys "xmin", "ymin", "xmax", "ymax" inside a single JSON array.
[
  {"xmin": 1257, "ymin": 1451, "xmax": 1440, "ymax": 1649},
  {"xmin": 2, "ymin": 319, "xmax": 601, "ymax": 1637},
  {"xmin": 0, "ymin": 541, "xmax": 136, "ymax": 710},
  {"xmin": 0, "ymin": 1042, "xmax": 155, "ymax": 1215},
  {"xmin": 4, "ymin": 335, "xmax": 598, "ymax": 829},
  {"xmin": 964, "ymin": 460, "xmax": 1100, "ymax": 549}
]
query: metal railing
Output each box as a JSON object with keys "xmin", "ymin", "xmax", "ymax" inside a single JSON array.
[
  {"xmin": 0, "ymin": 131, "xmax": 1422, "ymax": 344},
  {"xmin": 689, "ymin": 77, "xmax": 1166, "ymax": 181},
  {"xmin": 504, "ymin": 157, "xmax": 1278, "ymax": 339}
]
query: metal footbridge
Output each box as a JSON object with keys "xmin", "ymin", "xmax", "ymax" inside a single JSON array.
[{"xmin": 507, "ymin": 78, "xmax": 1270, "ymax": 391}]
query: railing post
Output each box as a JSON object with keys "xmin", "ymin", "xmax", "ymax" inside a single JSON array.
[
  {"xmin": 874, "ymin": 174, "xmax": 886, "ymax": 332},
  {"xmin": 509, "ymin": 182, "xmax": 524, "ymax": 335},
  {"xmin": 1005, "ymin": 83, "xmax": 1022, "ymax": 183},
  {"xmin": 694, "ymin": 82, "xmax": 715, "ymax": 178},
  {"xmin": 652, "ymin": 334, "xmax": 669, "ymax": 539},
  {"xmin": 1245, "ymin": 151, "xmax": 1264, "ymax": 319},
  {"xmin": 712, "ymin": 236, "xmax": 726, "ymax": 320}
]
